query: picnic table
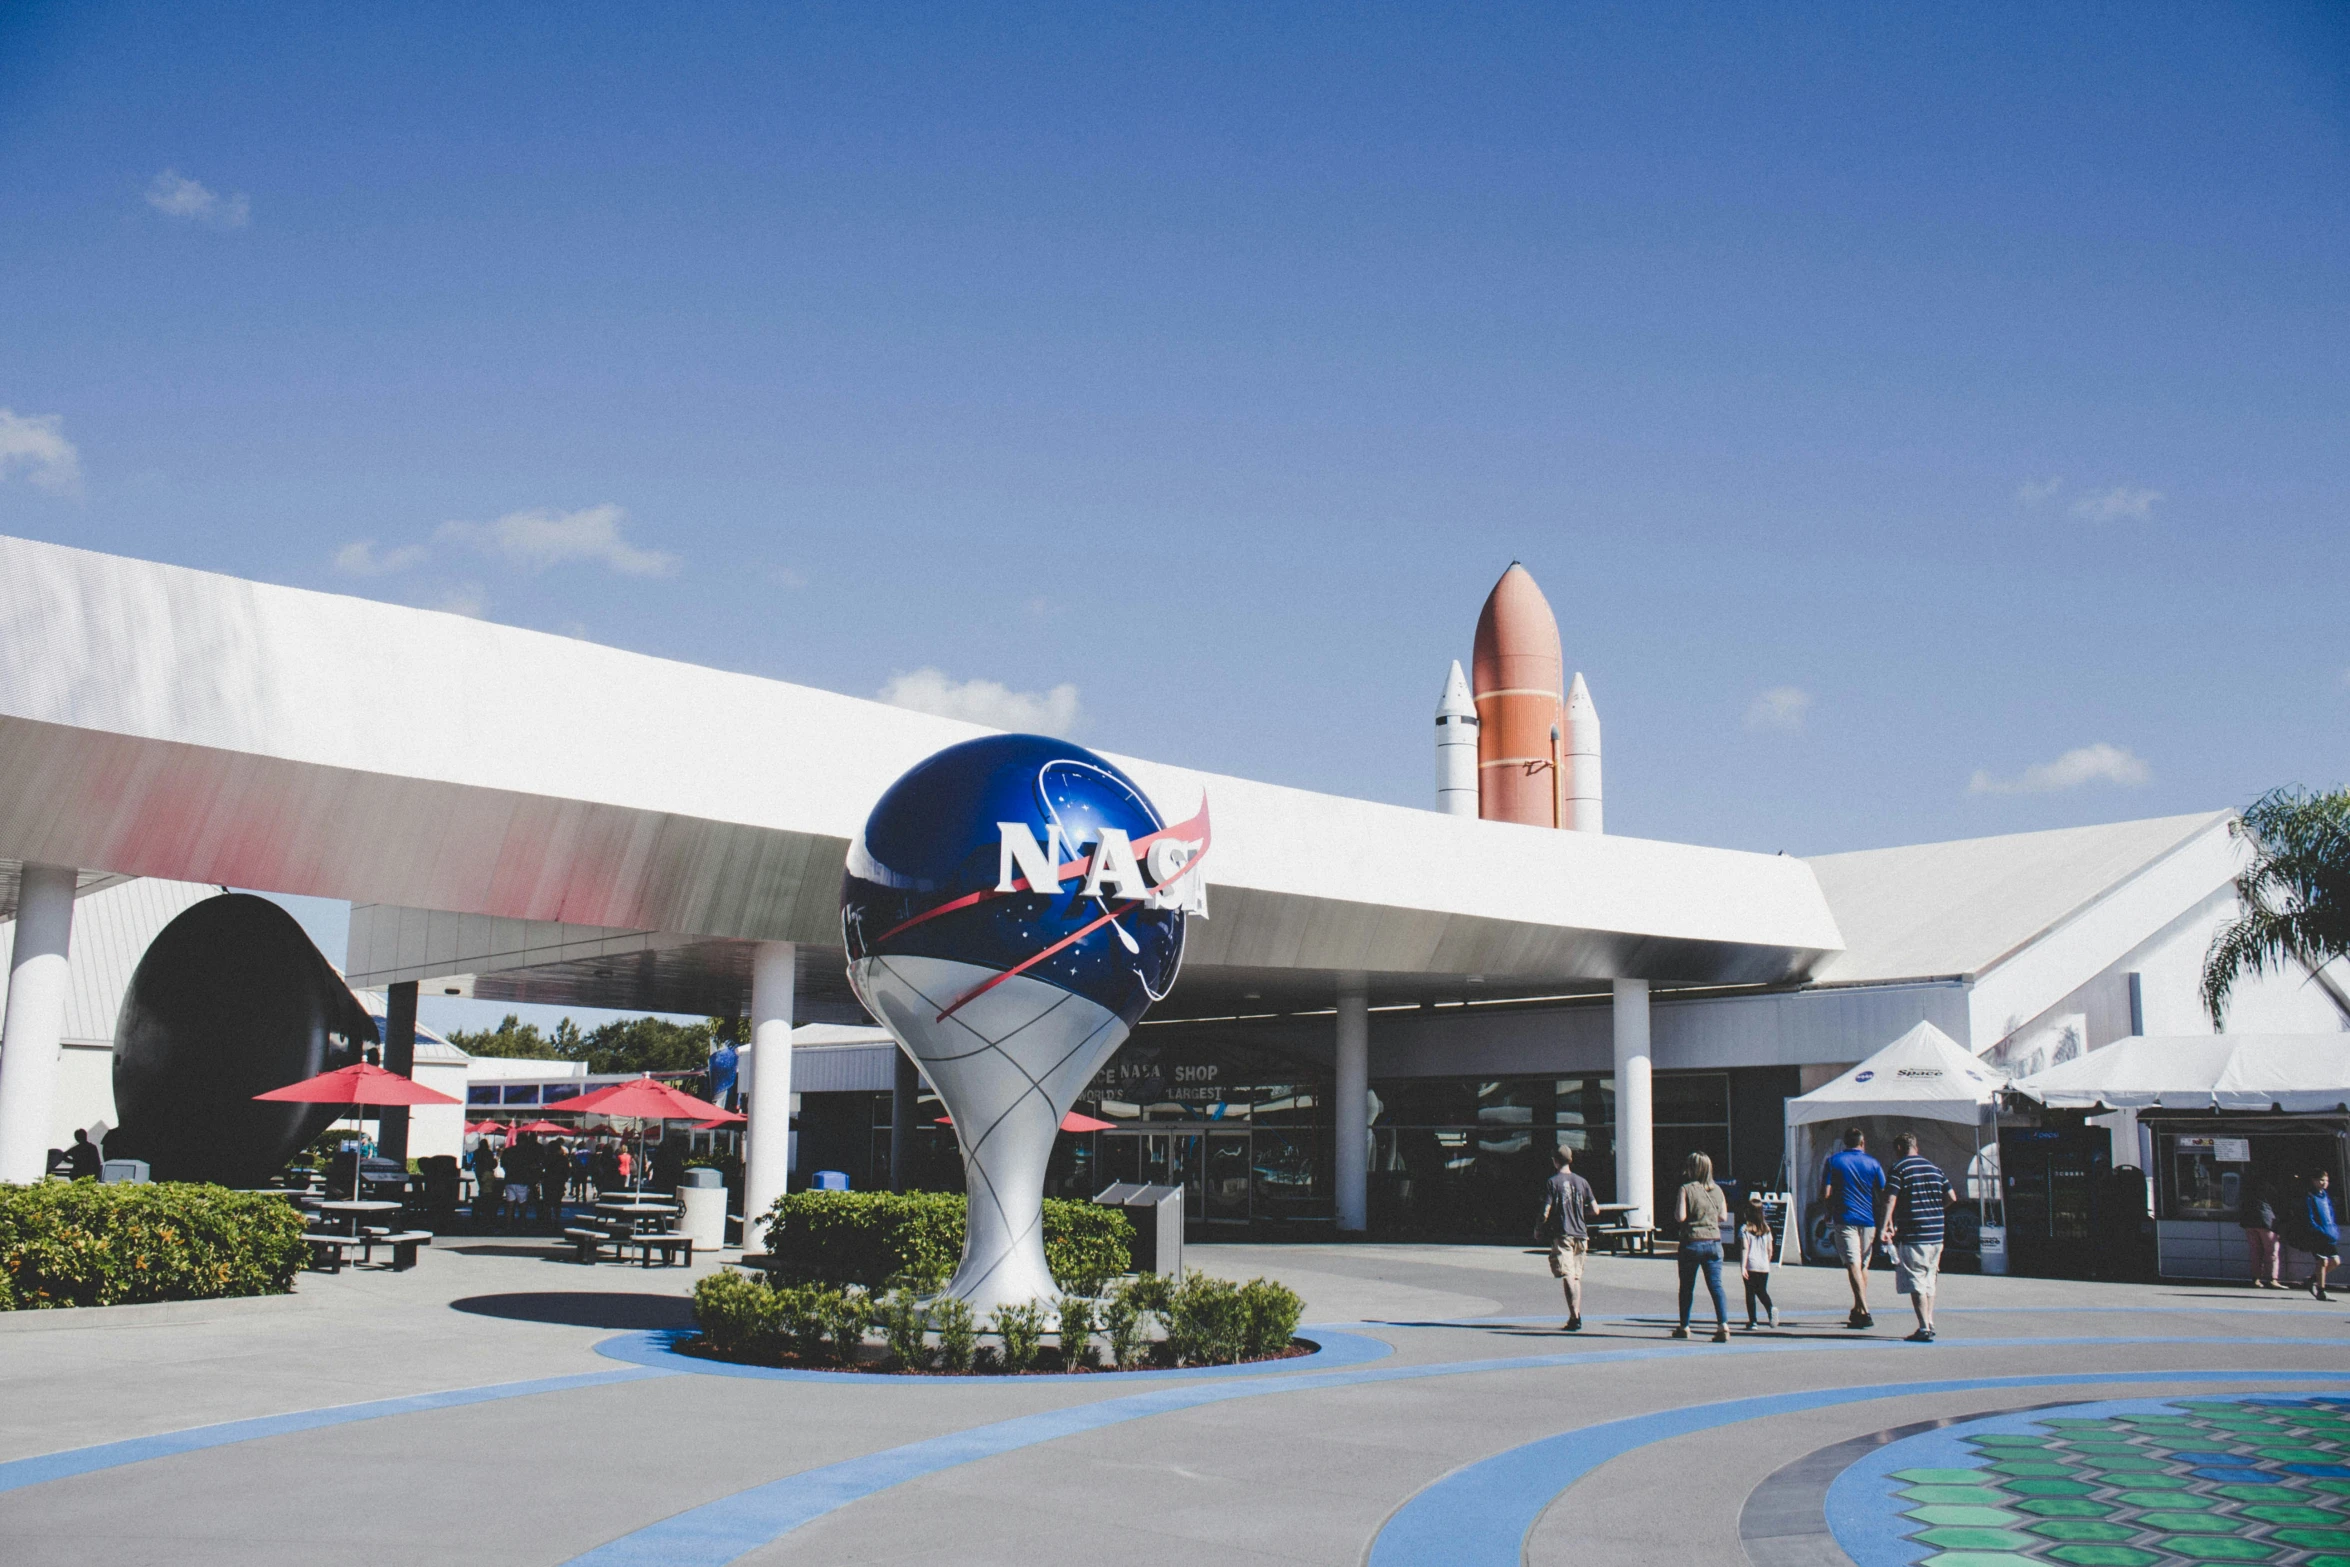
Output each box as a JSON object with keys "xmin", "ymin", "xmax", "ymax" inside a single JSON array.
[
  {"xmin": 564, "ymin": 1197, "xmax": 691, "ymax": 1267},
  {"xmin": 305, "ymin": 1198, "xmax": 432, "ymax": 1273},
  {"xmin": 1591, "ymin": 1202, "xmax": 1658, "ymax": 1256}
]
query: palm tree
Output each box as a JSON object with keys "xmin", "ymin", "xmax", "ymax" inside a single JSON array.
[{"xmin": 2203, "ymin": 787, "xmax": 2350, "ymax": 1027}]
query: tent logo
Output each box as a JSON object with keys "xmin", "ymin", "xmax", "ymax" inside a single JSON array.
[
  {"xmin": 1853, "ymin": 1070, "xmax": 1875, "ymax": 1082},
  {"xmin": 1896, "ymin": 1067, "xmax": 1945, "ymax": 1078}
]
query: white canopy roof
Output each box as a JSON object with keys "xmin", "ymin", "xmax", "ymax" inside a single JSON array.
[
  {"xmin": 2014, "ymin": 1034, "xmax": 2350, "ymax": 1113},
  {"xmin": 1787, "ymin": 1022, "xmax": 2004, "ymax": 1125}
]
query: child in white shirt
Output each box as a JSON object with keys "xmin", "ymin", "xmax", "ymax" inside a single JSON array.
[{"xmin": 1741, "ymin": 1194, "xmax": 1779, "ymax": 1329}]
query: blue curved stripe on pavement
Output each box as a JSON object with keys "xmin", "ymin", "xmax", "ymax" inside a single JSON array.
[
  {"xmin": 0, "ymin": 1365, "xmax": 676, "ymax": 1495},
  {"xmin": 1365, "ymin": 1359, "xmax": 2350, "ymax": 1567},
  {"xmin": 593, "ymin": 1323, "xmax": 1392, "ymax": 1382},
  {"xmin": 560, "ymin": 1334, "xmax": 2340, "ymax": 1567}
]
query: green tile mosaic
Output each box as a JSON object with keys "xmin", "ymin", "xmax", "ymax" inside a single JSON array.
[
  {"xmin": 2152, "ymin": 1539, "xmax": 2277, "ymax": 1561},
  {"xmin": 1908, "ymin": 1485, "xmax": 2021, "ymax": 1506},
  {"xmin": 1908, "ymin": 1506, "xmax": 2024, "ymax": 1527},
  {"xmin": 2272, "ymin": 1529, "xmax": 2350, "ymax": 1551},
  {"xmin": 1917, "ymin": 1528, "xmax": 2042, "ymax": 1551},
  {"xmin": 2238, "ymin": 1503, "xmax": 2337, "ymax": 1525},
  {"xmin": 2013, "ymin": 1500, "xmax": 2118, "ymax": 1519},
  {"xmin": 2023, "ymin": 1521, "xmax": 2137, "ymax": 1543},
  {"xmin": 2135, "ymin": 1510, "xmax": 2238, "ymax": 1533},
  {"xmin": 1883, "ymin": 1397, "xmax": 2350, "ymax": 1567}
]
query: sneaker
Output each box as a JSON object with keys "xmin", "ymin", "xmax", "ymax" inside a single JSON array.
[
  {"xmin": 1711, "ymin": 1326, "xmax": 1729, "ymax": 1343},
  {"xmin": 1768, "ymin": 1307, "xmax": 1780, "ymax": 1328},
  {"xmin": 1670, "ymin": 1325, "xmax": 1689, "ymax": 1340},
  {"xmin": 1853, "ymin": 1311, "xmax": 1874, "ymax": 1329},
  {"xmin": 1564, "ymin": 1317, "xmax": 1582, "ymax": 1332},
  {"xmin": 1906, "ymin": 1327, "xmax": 1935, "ymax": 1342},
  {"xmin": 1743, "ymin": 1320, "xmax": 1756, "ymax": 1331}
]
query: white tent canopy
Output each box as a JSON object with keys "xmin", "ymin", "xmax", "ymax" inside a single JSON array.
[
  {"xmin": 2014, "ymin": 1034, "xmax": 2350, "ymax": 1114},
  {"xmin": 1786, "ymin": 1021, "xmax": 2005, "ymax": 1126}
]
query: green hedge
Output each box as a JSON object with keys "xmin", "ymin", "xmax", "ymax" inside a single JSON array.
[
  {"xmin": 0, "ymin": 1182, "xmax": 310, "ymax": 1310},
  {"xmin": 761, "ymin": 1191, "xmax": 1133, "ymax": 1294}
]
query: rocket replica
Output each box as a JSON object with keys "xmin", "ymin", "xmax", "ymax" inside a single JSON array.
[{"xmin": 1436, "ymin": 562, "xmax": 1602, "ymax": 831}]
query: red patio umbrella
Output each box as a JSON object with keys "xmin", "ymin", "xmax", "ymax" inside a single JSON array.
[
  {"xmin": 512, "ymin": 1120, "xmax": 572, "ymax": 1136},
  {"xmin": 255, "ymin": 1063, "xmax": 462, "ymax": 1192},
  {"xmin": 561, "ymin": 1074, "xmax": 743, "ymax": 1190},
  {"xmin": 934, "ymin": 1110, "xmax": 1115, "ymax": 1133}
]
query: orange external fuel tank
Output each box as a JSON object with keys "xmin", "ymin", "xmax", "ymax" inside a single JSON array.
[{"xmin": 1470, "ymin": 562, "xmax": 1564, "ymax": 827}]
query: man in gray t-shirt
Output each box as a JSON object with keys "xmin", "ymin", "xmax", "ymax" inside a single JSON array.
[{"xmin": 1540, "ymin": 1146, "xmax": 1600, "ymax": 1331}]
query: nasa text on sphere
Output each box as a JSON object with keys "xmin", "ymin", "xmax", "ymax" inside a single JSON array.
[{"xmin": 839, "ymin": 733, "xmax": 1209, "ymax": 1311}]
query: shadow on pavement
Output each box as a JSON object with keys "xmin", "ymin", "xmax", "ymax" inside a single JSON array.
[{"xmin": 449, "ymin": 1292, "xmax": 695, "ymax": 1330}]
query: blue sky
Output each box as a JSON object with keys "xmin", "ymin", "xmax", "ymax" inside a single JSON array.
[{"xmin": 5, "ymin": 4, "xmax": 2348, "ymax": 1027}]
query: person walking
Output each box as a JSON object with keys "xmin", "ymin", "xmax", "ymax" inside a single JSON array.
[
  {"xmin": 1671, "ymin": 1151, "xmax": 1731, "ymax": 1343},
  {"xmin": 1823, "ymin": 1127, "xmax": 1886, "ymax": 1329},
  {"xmin": 1538, "ymin": 1145, "xmax": 1599, "ymax": 1331},
  {"xmin": 2241, "ymin": 1183, "xmax": 2283, "ymax": 1289},
  {"xmin": 1881, "ymin": 1130, "xmax": 1955, "ymax": 1342},
  {"xmin": 1739, "ymin": 1194, "xmax": 1778, "ymax": 1330},
  {"xmin": 471, "ymin": 1139, "xmax": 502, "ymax": 1231},
  {"xmin": 2300, "ymin": 1171, "xmax": 2341, "ymax": 1302}
]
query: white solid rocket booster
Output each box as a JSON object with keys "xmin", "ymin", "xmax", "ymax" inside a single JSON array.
[
  {"xmin": 1435, "ymin": 659, "xmax": 1479, "ymax": 816},
  {"xmin": 1563, "ymin": 670, "xmax": 1602, "ymax": 833}
]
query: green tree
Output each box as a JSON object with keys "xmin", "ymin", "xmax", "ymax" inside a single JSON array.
[
  {"xmin": 2203, "ymin": 787, "xmax": 2350, "ymax": 1026},
  {"xmin": 577, "ymin": 1016, "xmax": 720, "ymax": 1075},
  {"xmin": 445, "ymin": 1014, "xmax": 563, "ymax": 1060}
]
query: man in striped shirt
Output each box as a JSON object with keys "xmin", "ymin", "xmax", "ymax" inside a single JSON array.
[{"xmin": 1880, "ymin": 1130, "xmax": 1956, "ymax": 1343}]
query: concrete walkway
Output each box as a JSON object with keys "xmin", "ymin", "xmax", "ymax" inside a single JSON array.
[{"xmin": 0, "ymin": 1238, "xmax": 2341, "ymax": 1566}]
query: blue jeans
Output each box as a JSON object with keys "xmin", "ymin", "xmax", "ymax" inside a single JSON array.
[{"xmin": 1678, "ymin": 1240, "xmax": 1726, "ymax": 1327}]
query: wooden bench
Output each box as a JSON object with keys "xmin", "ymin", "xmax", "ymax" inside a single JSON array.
[
  {"xmin": 303, "ymin": 1231, "xmax": 432, "ymax": 1272},
  {"xmin": 562, "ymin": 1225, "xmax": 692, "ymax": 1266}
]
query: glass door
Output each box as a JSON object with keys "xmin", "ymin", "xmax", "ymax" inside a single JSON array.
[{"xmin": 1205, "ymin": 1133, "xmax": 1251, "ymax": 1223}]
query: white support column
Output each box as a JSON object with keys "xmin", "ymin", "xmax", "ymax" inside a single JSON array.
[
  {"xmin": 1334, "ymin": 978, "xmax": 1369, "ymax": 1233},
  {"xmin": 1612, "ymin": 977, "xmax": 1653, "ymax": 1228},
  {"xmin": 742, "ymin": 940, "xmax": 796, "ymax": 1242},
  {"xmin": 0, "ymin": 865, "xmax": 77, "ymax": 1185}
]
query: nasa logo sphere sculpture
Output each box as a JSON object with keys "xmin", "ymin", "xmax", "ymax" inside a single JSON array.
[{"xmin": 841, "ymin": 734, "xmax": 1209, "ymax": 1312}]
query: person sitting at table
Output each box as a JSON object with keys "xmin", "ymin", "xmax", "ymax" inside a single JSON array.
[{"xmin": 60, "ymin": 1128, "xmax": 103, "ymax": 1181}]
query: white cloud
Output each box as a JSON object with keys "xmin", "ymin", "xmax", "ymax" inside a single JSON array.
[
  {"xmin": 1969, "ymin": 742, "xmax": 2151, "ymax": 796},
  {"xmin": 879, "ymin": 668, "xmax": 1082, "ymax": 735},
  {"xmin": 430, "ymin": 581, "xmax": 487, "ymax": 618},
  {"xmin": 0, "ymin": 409, "xmax": 81, "ymax": 495},
  {"xmin": 332, "ymin": 539, "xmax": 428, "ymax": 576},
  {"xmin": 2069, "ymin": 485, "xmax": 2161, "ymax": 522},
  {"xmin": 2015, "ymin": 476, "xmax": 2063, "ymax": 506},
  {"xmin": 1745, "ymin": 686, "xmax": 1812, "ymax": 733},
  {"xmin": 436, "ymin": 503, "xmax": 678, "ymax": 577},
  {"xmin": 145, "ymin": 170, "xmax": 249, "ymax": 229}
]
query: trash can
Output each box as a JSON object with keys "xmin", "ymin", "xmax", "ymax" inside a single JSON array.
[
  {"xmin": 812, "ymin": 1170, "xmax": 849, "ymax": 1191},
  {"xmin": 1977, "ymin": 1224, "xmax": 2009, "ymax": 1276},
  {"xmin": 1094, "ymin": 1182, "xmax": 1183, "ymax": 1277},
  {"xmin": 678, "ymin": 1166, "xmax": 727, "ymax": 1251}
]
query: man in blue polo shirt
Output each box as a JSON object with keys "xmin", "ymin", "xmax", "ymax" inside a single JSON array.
[
  {"xmin": 1881, "ymin": 1130, "xmax": 1956, "ymax": 1342},
  {"xmin": 1822, "ymin": 1126, "xmax": 1885, "ymax": 1329}
]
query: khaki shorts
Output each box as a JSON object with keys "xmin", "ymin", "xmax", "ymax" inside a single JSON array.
[
  {"xmin": 1895, "ymin": 1241, "xmax": 1943, "ymax": 1297},
  {"xmin": 1837, "ymin": 1225, "xmax": 1877, "ymax": 1269},
  {"xmin": 1548, "ymin": 1236, "xmax": 1588, "ymax": 1283}
]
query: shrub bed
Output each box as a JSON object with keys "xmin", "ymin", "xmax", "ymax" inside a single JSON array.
[
  {"xmin": 0, "ymin": 1182, "xmax": 310, "ymax": 1310},
  {"xmin": 690, "ymin": 1267, "xmax": 1307, "ymax": 1374},
  {"xmin": 760, "ymin": 1191, "xmax": 1133, "ymax": 1295}
]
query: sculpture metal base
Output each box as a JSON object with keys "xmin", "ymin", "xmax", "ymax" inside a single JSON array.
[{"xmin": 851, "ymin": 953, "xmax": 1128, "ymax": 1316}]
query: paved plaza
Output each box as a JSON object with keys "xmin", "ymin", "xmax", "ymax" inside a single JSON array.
[{"xmin": 2, "ymin": 1242, "xmax": 2345, "ymax": 1566}]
